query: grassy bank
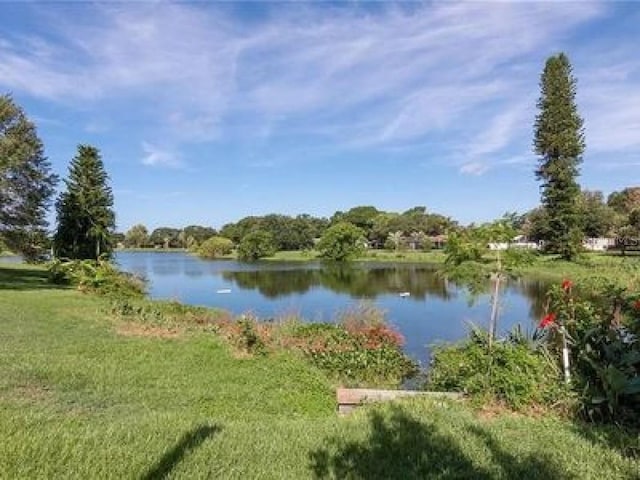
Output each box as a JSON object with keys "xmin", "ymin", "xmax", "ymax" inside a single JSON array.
[
  {"xmin": 1, "ymin": 262, "xmax": 638, "ymax": 478},
  {"xmin": 516, "ymin": 253, "xmax": 640, "ymax": 287},
  {"xmin": 261, "ymin": 249, "xmax": 447, "ymax": 263}
]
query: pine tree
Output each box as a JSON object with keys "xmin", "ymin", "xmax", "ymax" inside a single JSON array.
[
  {"xmin": 534, "ymin": 53, "xmax": 585, "ymax": 260},
  {"xmin": 54, "ymin": 145, "xmax": 115, "ymax": 259},
  {"xmin": 0, "ymin": 94, "xmax": 58, "ymax": 261}
]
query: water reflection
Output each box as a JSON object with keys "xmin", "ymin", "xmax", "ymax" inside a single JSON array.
[{"xmin": 222, "ymin": 263, "xmax": 457, "ymax": 300}]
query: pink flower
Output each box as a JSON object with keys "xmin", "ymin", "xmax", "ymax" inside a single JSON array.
[{"xmin": 539, "ymin": 312, "xmax": 556, "ymax": 329}]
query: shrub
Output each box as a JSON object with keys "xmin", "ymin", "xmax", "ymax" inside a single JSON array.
[
  {"xmin": 542, "ymin": 279, "xmax": 640, "ymax": 425},
  {"xmin": 196, "ymin": 236, "xmax": 234, "ymax": 259},
  {"xmin": 428, "ymin": 325, "xmax": 566, "ymax": 410},
  {"xmin": 237, "ymin": 231, "xmax": 276, "ymax": 261},
  {"xmin": 213, "ymin": 305, "xmax": 417, "ymax": 386},
  {"xmin": 47, "ymin": 259, "xmax": 145, "ymax": 297},
  {"xmin": 316, "ymin": 222, "xmax": 365, "ymax": 261},
  {"xmin": 284, "ymin": 322, "xmax": 417, "ymax": 386}
]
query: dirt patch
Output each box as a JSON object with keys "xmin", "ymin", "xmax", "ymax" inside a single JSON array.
[
  {"xmin": 1, "ymin": 383, "xmax": 55, "ymax": 404},
  {"xmin": 116, "ymin": 322, "xmax": 182, "ymax": 339}
]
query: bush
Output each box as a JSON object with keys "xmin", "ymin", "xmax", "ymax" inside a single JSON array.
[
  {"xmin": 213, "ymin": 305, "xmax": 417, "ymax": 386},
  {"xmin": 283, "ymin": 322, "xmax": 417, "ymax": 386},
  {"xmin": 316, "ymin": 222, "xmax": 365, "ymax": 261},
  {"xmin": 196, "ymin": 236, "xmax": 234, "ymax": 259},
  {"xmin": 428, "ymin": 325, "xmax": 566, "ymax": 410},
  {"xmin": 237, "ymin": 231, "xmax": 276, "ymax": 261},
  {"xmin": 543, "ymin": 279, "xmax": 640, "ymax": 425},
  {"xmin": 47, "ymin": 259, "xmax": 145, "ymax": 298}
]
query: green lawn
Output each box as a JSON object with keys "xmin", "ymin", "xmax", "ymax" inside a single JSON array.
[{"xmin": 1, "ymin": 263, "xmax": 637, "ymax": 478}]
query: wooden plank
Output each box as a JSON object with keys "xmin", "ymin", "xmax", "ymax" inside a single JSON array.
[{"xmin": 336, "ymin": 388, "xmax": 461, "ymax": 414}]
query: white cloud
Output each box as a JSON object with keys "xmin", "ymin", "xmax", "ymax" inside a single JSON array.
[
  {"xmin": 460, "ymin": 162, "xmax": 489, "ymax": 176},
  {"xmin": 141, "ymin": 142, "xmax": 183, "ymax": 168}
]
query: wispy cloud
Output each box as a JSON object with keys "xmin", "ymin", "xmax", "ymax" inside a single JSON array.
[
  {"xmin": 141, "ymin": 142, "xmax": 183, "ymax": 169},
  {"xmin": 459, "ymin": 162, "xmax": 489, "ymax": 176},
  {"xmin": 1, "ymin": 1, "xmax": 631, "ymax": 174}
]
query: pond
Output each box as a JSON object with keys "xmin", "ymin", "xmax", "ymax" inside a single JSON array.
[{"xmin": 116, "ymin": 251, "xmax": 550, "ymax": 366}]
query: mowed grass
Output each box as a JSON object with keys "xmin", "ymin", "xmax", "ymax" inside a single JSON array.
[{"xmin": 1, "ymin": 263, "xmax": 638, "ymax": 479}]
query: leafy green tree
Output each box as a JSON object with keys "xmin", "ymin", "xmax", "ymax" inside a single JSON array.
[
  {"xmin": 149, "ymin": 227, "xmax": 181, "ymax": 248},
  {"xmin": 331, "ymin": 206, "xmax": 379, "ymax": 238},
  {"xmin": 522, "ymin": 207, "xmax": 550, "ymax": 242},
  {"xmin": 578, "ymin": 190, "xmax": 616, "ymax": 238},
  {"xmin": 124, "ymin": 224, "xmax": 149, "ymax": 248},
  {"xmin": 317, "ymin": 222, "xmax": 365, "ymax": 261},
  {"xmin": 608, "ymin": 187, "xmax": 640, "ymax": 216},
  {"xmin": 197, "ymin": 236, "xmax": 234, "ymax": 259},
  {"xmin": 444, "ymin": 229, "xmax": 486, "ymax": 266},
  {"xmin": 534, "ymin": 53, "xmax": 585, "ymax": 260},
  {"xmin": 54, "ymin": 145, "xmax": 115, "ymax": 259},
  {"xmin": 237, "ymin": 230, "xmax": 276, "ymax": 261},
  {"xmin": 386, "ymin": 231, "xmax": 405, "ymax": 251},
  {"xmin": 182, "ymin": 225, "xmax": 217, "ymax": 246},
  {"xmin": 445, "ymin": 220, "xmax": 533, "ymax": 346},
  {"xmin": 0, "ymin": 94, "xmax": 57, "ymax": 261}
]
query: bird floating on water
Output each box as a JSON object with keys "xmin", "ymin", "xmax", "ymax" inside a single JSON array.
[
  {"xmin": 216, "ymin": 289, "xmax": 232, "ymax": 294},
  {"xmin": 399, "ymin": 292, "xmax": 410, "ymax": 298}
]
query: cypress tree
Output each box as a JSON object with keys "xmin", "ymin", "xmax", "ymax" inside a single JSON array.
[
  {"xmin": 0, "ymin": 94, "xmax": 57, "ymax": 261},
  {"xmin": 54, "ymin": 145, "xmax": 115, "ymax": 259},
  {"xmin": 534, "ymin": 53, "xmax": 585, "ymax": 260}
]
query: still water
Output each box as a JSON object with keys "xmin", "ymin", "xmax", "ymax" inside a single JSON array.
[{"xmin": 115, "ymin": 251, "xmax": 549, "ymax": 365}]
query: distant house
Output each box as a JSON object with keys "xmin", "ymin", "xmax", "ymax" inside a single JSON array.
[
  {"xmin": 427, "ymin": 235, "xmax": 447, "ymax": 249},
  {"xmin": 488, "ymin": 235, "xmax": 539, "ymax": 251}
]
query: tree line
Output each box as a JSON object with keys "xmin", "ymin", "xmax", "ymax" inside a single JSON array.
[{"xmin": 121, "ymin": 206, "xmax": 456, "ymax": 252}]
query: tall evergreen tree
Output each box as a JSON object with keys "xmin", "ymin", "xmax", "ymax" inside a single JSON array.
[
  {"xmin": 54, "ymin": 145, "xmax": 115, "ymax": 259},
  {"xmin": 534, "ymin": 53, "xmax": 585, "ymax": 260},
  {"xmin": 0, "ymin": 94, "xmax": 57, "ymax": 261}
]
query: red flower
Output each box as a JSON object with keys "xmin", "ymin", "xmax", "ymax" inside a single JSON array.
[
  {"xmin": 633, "ymin": 300, "xmax": 640, "ymax": 311},
  {"xmin": 562, "ymin": 279, "xmax": 573, "ymax": 291},
  {"xmin": 539, "ymin": 312, "xmax": 556, "ymax": 328}
]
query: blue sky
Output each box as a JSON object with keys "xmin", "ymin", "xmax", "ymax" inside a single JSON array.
[{"xmin": 1, "ymin": 1, "xmax": 639, "ymax": 231}]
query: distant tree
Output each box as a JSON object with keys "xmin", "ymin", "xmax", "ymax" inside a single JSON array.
[
  {"xmin": 0, "ymin": 94, "xmax": 57, "ymax": 261},
  {"xmin": 317, "ymin": 222, "xmax": 365, "ymax": 261},
  {"xmin": 500, "ymin": 211, "xmax": 527, "ymax": 231},
  {"xmin": 386, "ymin": 231, "xmax": 405, "ymax": 251},
  {"xmin": 125, "ymin": 224, "xmax": 149, "ymax": 248},
  {"xmin": 534, "ymin": 53, "xmax": 585, "ymax": 260},
  {"xmin": 112, "ymin": 232, "xmax": 125, "ymax": 246},
  {"xmin": 220, "ymin": 214, "xmax": 327, "ymax": 251},
  {"xmin": 331, "ymin": 206, "xmax": 380, "ymax": 237},
  {"xmin": 522, "ymin": 207, "xmax": 550, "ymax": 242},
  {"xmin": 54, "ymin": 145, "xmax": 115, "ymax": 259},
  {"xmin": 197, "ymin": 236, "xmax": 234, "ymax": 259},
  {"xmin": 220, "ymin": 216, "xmax": 262, "ymax": 244},
  {"xmin": 578, "ymin": 190, "xmax": 616, "ymax": 238},
  {"xmin": 608, "ymin": 187, "xmax": 640, "ymax": 215},
  {"xmin": 149, "ymin": 227, "xmax": 181, "ymax": 248},
  {"xmin": 182, "ymin": 225, "xmax": 217, "ymax": 246},
  {"xmin": 237, "ymin": 230, "xmax": 276, "ymax": 261}
]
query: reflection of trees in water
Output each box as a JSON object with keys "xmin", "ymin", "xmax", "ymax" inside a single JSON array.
[
  {"xmin": 222, "ymin": 264, "xmax": 456, "ymax": 300},
  {"xmin": 509, "ymin": 277, "xmax": 549, "ymax": 320},
  {"xmin": 221, "ymin": 269, "xmax": 317, "ymax": 298}
]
